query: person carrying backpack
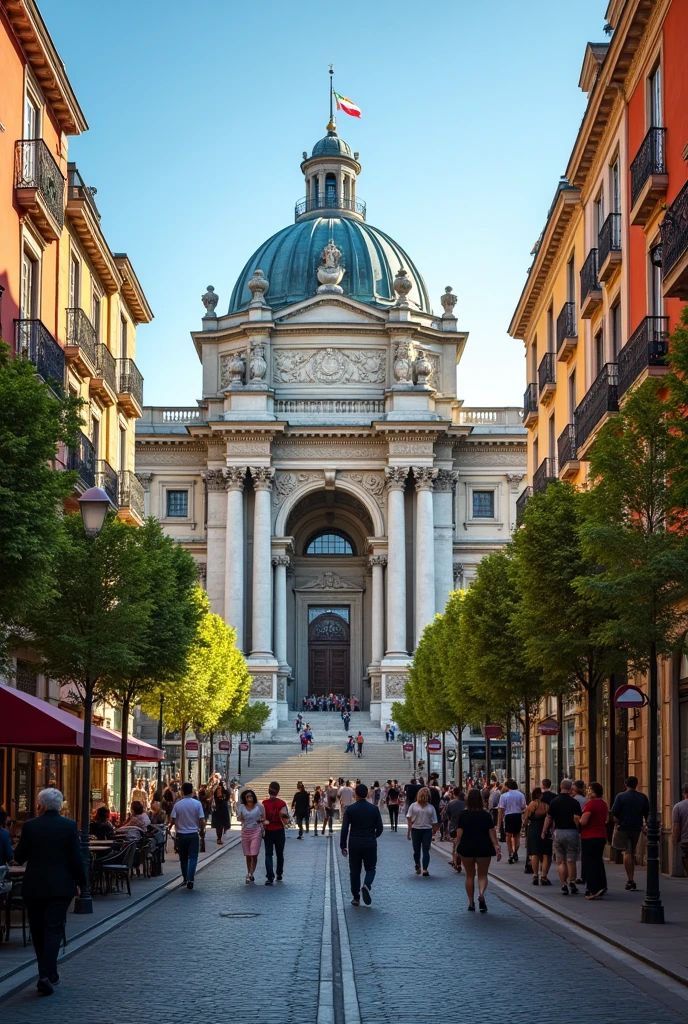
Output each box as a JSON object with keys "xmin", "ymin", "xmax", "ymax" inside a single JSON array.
[{"xmin": 261, "ymin": 782, "xmax": 290, "ymax": 885}]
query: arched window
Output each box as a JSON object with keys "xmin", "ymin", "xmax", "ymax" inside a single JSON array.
[
  {"xmin": 325, "ymin": 173, "xmax": 337, "ymax": 207},
  {"xmin": 305, "ymin": 530, "xmax": 354, "ymax": 556}
]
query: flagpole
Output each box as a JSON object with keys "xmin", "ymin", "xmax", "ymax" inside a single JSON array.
[{"xmin": 328, "ymin": 63, "xmax": 335, "ymax": 131}]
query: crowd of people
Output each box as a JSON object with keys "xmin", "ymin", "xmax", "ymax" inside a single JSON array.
[{"xmin": 300, "ymin": 694, "xmax": 360, "ymax": 713}]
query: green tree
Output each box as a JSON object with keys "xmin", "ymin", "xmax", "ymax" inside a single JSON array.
[
  {"xmin": 101, "ymin": 520, "xmax": 201, "ymax": 819},
  {"xmin": 512, "ymin": 483, "xmax": 618, "ymax": 780},
  {"xmin": 219, "ymin": 701, "xmax": 271, "ymax": 774},
  {"xmin": 0, "ymin": 341, "xmax": 82, "ymax": 665}
]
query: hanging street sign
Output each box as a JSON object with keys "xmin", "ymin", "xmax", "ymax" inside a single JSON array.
[
  {"xmin": 484, "ymin": 724, "xmax": 504, "ymax": 740},
  {"xmin": 537, "ymin": 719, "xmax": 559, "ymax": 736},
  {"xmin": 446, "ymin": 749, "xmax": 457, "ymax": 762},
  {"xmin": 426, "ymin": 738, "xmax": 442, "ymax": 753},
  {"xmin": 239, "ymin": 740, "xmax": 249, "ymax": 751},
  {"xmin": 185, "ymin": 739, "xmax": 199, "ymax": 753},
  {"xmin": 218, "ymin": 739, "xmax": 231, "ymax": 752},
  {"xmin": 614, "ymin": 684, "xmax": 647, "ymax": 709},
  {"xmin": 403, "ymin": 743, "xmax": 414, "ymax": 752}
]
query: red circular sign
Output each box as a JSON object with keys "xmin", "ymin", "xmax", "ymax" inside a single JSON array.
[
  {"xmin": 614, "ymin": 684, "xmax": 646, "ymax": 709},
  {"xmin": 403, "ymin": 743, "xmax": 414, "ymax": 752},
  {"xmin": 426, "ymin": 738, "xmax": 442, "ymax": 753},
  {"xmin": 484, "ymin": 724, "xmax": 504, "ymax": 740},
  {"xmin": 239, "ymin": 741, "xmax": 249, "ymax": 751},
  {"xmin": 185, "ymin": 740, "xmax": 199, "ymax": 752},
  {"xmin": 218, "ymin": 739, "xmax": 230, "ymax": 751}
]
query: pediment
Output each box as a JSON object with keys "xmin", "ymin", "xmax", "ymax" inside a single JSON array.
[{"xmin": 275, "ymin": 296, "xmax": 388, "ymax": 326}]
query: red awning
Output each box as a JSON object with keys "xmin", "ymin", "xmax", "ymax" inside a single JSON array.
[{"xmin": 0, "ymin": 685, "xmax": 163, "ymax": 761}]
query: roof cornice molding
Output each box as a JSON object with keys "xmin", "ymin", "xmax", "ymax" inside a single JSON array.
[{"xmin": 112, "ymin": 254, "xmax": 153, "ymax": 324}]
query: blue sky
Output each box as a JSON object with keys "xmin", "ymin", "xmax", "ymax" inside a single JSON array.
[{"xmin": 41, "ymin": 0, "xmax": 605, "ymax": 408}]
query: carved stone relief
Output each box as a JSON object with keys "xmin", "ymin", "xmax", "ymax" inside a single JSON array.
[
  {"xmin": 220, "ymin": 352, "xmax": 247, "ymax": 389},
  {"xmin": 250, "ymin": 674, "xmax": 274, "ymax": 698},
  {"xmin": 425, "ymin": 352, "xmax": 440, "ymax": 390},
  {"xmin": 384, "ymin": 674, "xmax": 408, "ymax": 698},
  {"xmin": 311, "ymin": 617, "xmax": 348, "ymax": 642},
  {"xmin": 273, "ymin": 348, "xmax": 386, "ymax": 385},
  {"xmin": 272, "ymin": 471, "xmax": 321, "ymax": 509},
  {"xmin": 272, "ymin": 443, "xmax": 387, "ymax": 460},
  {"xmin": 277, "ymin": 678, "xmax": 286, "ymax": 701},
  {"xmin": 226, "ymin": 441, "xmax": 272, "ymax": 457},
  {"xmin": 371, "ymin": 678, "xmax": 382, "ymax": 701},
  {"xmin": 341, "ymin": 472, "xmax": 385, "ymax": 507},
  {"xmin": 138, "ymin": 449, "xmax": 207, "ymax": 466},
  {"xmin": 300, "ymin": 571, "xmax": 362, "ymax": 591},
  {"xmin": 389, "ymin": 441, "xmax": 434, "ymax": 456}
]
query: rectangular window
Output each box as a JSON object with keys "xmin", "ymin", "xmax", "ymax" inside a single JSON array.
[
  {"xmin": 166, "ymin": 490, "xmax": 189, "ymax": 518},
  {"xmin": 594, "ymin": 192, "xmax": 605, "ymax": 236},
  {"xmin": 69, "ymin": 252, "xmax": 80, "ymax": 309},
  {"xmin": 650, "ymin": 247, "xmax": 663, "ymax": 317},
  {"xmin": 533, "ymin": 435, "xmax": 539, "ymax": 475},
  {"xmin": 568, "ymin": 369, "xmax": 576, "ymax": 420},
  {"xmin": 567, "ymin": 255, "xmax": 575, "ymax": 303},
  {"xmin": 610, "ymin": 157, "xmax": 621, "ymax": 215},
  {"xmin": 472, "ymin": 490, "xmax": 495, "ymax": 518},
  {"xmin": 548, "ymin": 414, "xmax": 556, "ymax": 459},
  {"xmin": 547, "ymin": 304, "xmax": 554, "ymax": 353},
  {"xmin": 91, "ymin": 415, "xmax": 100, "ymax": 457},
  {"xmin": 119, "ymin": 425, "xmax": 127, "ymax": 470},
  {"xmin": 611, "ymin": 302, "xmax": 622, "ymax": 359},
  {"xmin": 530, "ymin": 336, "xmax": 537, "ymax": 381},
  {"xmin": 21, "ymin": 250, "xmax": 38, "ymax": 319},
  {"xmin": 595, "ymin": 328, "xmax": 605, "ymax": 376},
  {"xmin": 91, "ymin": 288, "xmax": 101, "ymax": 340},
  {"xmin": 16, "ymin": 659, "xmax": 38, "ymax": 696},
  {"xmin": 649, "ymin": 64, "xmax": 662, "ymax": 128},
  {"xmin": 120, "ymin": 316, "xmax": 128, "ymax": 359}
]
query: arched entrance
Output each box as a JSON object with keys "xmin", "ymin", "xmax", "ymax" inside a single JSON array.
[{"xmin": 308, "ymin": 611, "xmax": 350, "ymax": 696}]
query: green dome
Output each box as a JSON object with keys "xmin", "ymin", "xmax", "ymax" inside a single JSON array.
[
  {"xmin": 229, "ymin": 216, "xmax": 430, "ymax": 313},
  {"xmin": 311, "ymin": 131, "xmax": 353, "ymax": 159}
]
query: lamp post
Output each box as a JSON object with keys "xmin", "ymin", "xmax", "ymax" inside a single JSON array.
[
  {"xmin": 641, "ymin": 646, "xmax": 664, "ymax": 924},
  {"xmin": 73, "ymin": 488, "xmax": 110, "ymax": 915}
]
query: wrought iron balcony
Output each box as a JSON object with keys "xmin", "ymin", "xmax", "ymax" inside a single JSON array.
[
  {"xmin": 516, "ymin": 486, "xmax": 532, "ymax": 524},
  {"xmin": 65, "ymin": 307, "xmax": 98, "ymax": 373},
  {"xmin": 68, "ymin": 429, "xmax": 96, "ymax": 488},
  {"xmin": 618, "ymin": 316, "xmax": 669, "ymax": 398},
  {"xmin": 119, "ymin": 470, "xmax": 145, "ymax": 523},
  {"xmin": 557, "ymin": 424, "xmax": 579, "ymax": 478},
  {"xmin": 14, "ymin": 139, "xmax": 64, "ymax": 238},
  {"xmin": 580, "ymin": 248, "xmax": 602, "ymax": 318},
  {"xmin": 598, "ymin": 212, "xmax": 622, "ymax": 282},
  {"xmin": 67, "ymin": 163, "xmax": 100, "ymax": 219},
  {"xmin": 533, "ymin": 457, "xmax": 558, "ymax": 494},
  {"xmin": 294, "ymin": 194, "xmax": 366, "ymax": 221},
  {"xmin": 522, "ymin": 383, "xmax": 538, "ymax": 426},
  {"xmin": 90, "ymin": 344, "xmax": 117, "ymax": 405},
  {"xmin": 661, "ymin": 179, "xmax": 688, "ymax": 301},
  {"xmin": 14, "ymin": 319, "xmax": 65, "ymax": 389},
  {"xmin": 574, "ymin": 362, "xmax": 618, "ymax": 455},
  {"xmin": 97, "ymin": 460, "xmax": 119, "ymax": 507},
  {"xmin": 117, "ymin": 358, "xmax": 144, "ymax": 415},
  {"xmin": 630, "ymin": 127, "xmax": 667, "ymax": 225},
  {"xmin": 538, "ymin": 352, "xmax": 556, "ymax": 401},
  {"xmin": 556, "ymin": 301, "xmax": 577, "ymax": 360}
]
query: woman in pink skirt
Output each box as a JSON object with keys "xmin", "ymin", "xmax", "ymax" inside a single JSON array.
[{"xmin": 235, "ymin": 789, "xmax": 264, "ymax": 883}]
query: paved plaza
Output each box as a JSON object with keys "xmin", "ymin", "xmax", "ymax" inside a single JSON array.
[{"xmin": 3, "ymin": 827, "xmax": 688, "ymax": 1024}]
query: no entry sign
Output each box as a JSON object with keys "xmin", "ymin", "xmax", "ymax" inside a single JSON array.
[
  {"xmin": 239, "ymin": 741, "xmax": 249, "ymax": 751},
  {"xmin": 403, "ymin": 743, "xmax": 414, "ymax": 752},
  {"xmin": 185, "ymin": 739, "xmax": 199, "ymax": 753},
  {"xmin": 426, "ymin": 738, "xmax": 442, "ymax": 753},
  {"xmin": 484, "ymin": 724, "xmax": 504, "ymax": 740},
  {"xmin": 218, "ymin": 739, "xmax": 231, "ymax": 751},
  {"xmin": 614, "ymin": 684, "xmax": 647, "ymax": 709}
]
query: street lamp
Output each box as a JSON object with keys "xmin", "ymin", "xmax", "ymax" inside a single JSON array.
[{"xmin": 73, "ymin": 488, "xmax": 109, "ymax": 914}]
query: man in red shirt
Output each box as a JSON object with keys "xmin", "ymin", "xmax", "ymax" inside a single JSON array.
[{"xmin": 262, "ymin": 782, "xmax": 290, "ymax": 885}]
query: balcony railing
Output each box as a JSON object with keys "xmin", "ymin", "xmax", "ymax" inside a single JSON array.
[
  {"xmin": 14, "ymin": 319, "xmax": 65, "ymax": 388},
  {"xmin": 522, "ymin": 383, "xmax": 538, "ymax": 424},
  {"xmin": 580, "ymin": 248, "xmax": 601, "ymax": 305},
  {"xmin": 618, "ymin": 316, "xmax": 669, "ymax": 398},
  {"xmin": 533, "ymin": 457, "xmax": 558, "ymax": 494},
  {"xmin": 556, "ymin": 301, "xmax": 577, "ymax": 356},
  {"xmin": 67, "ymin": 163, "xmax": 101, "ymax": 219},
  {"xmin": 95, "ymin": 344, "xmax": 117, "ymax": 394},
  {"xmin": 68, "ymin": 429, "xmax": 96, "ymax": 487},
  {"xmin": 598, "ymin": 212, "xmax": 622, "ymax": 269},
  {"xmin": 574, "ymin": 363, "xmax": 619, "ymax": 453},
  {"xmin": 119, "ymin": 471, "xmax": 145, "ymax": 520},
  {"xmin": 294, "ymin": 195, "xmax": 366, "ymax": 221},
  {"xmin": 538, "ymin": 352, "xmax": 556, "ymax": 397},
  {"xmin": 557, "ymin": 423, "xmax": 577, "ymax": 469},
  {"xmin": 14, "ymin": 139, "xmax": 65, "ymax": 231},
  {"xmin": 66, "ymin": 307, "xmax": 98, "ymax": 368},
  {"xmin": 516, "ymin": 487, "xmax": 532, "ymax": 523},
  {"xmin": 661, "ymin": 179, "xmax": 688, "ymax": 282},
  {"xmin": 97, "ymin": 459, "xmax": 119, "ymax": 507},
  {"xmin": 630, "ymin": 127, "xmax": 666, "ymax": 211},
  {"xmin": 117, "ymin": 358, "xmax": 143, "ymax": 409}
]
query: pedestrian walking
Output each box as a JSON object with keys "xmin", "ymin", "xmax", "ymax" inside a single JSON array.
[
  {"xmin": 356, "ymin": 731, "xmax": 364, "ymax": 758},
  {"xmin": 291, "ymin": 781, "xmax": 311, "ymax": 838},
  {"xmin": 610, "ymin": 775, "xmax": 650, "ymax": 891},
  {"xmin": 262, "ymin": 782, "xmax": 289, "ymax": 884},
  {"xmin": 12, "ymin": 789, "xmax": 87, "ymax": 997},
  {"xmin": 341, "ymin": 783, "xmax": 384, "ymax": 906},
  {"xmin": 236, "ymin": 789, "xmax": 264, "ymax": 883},
  {"xmin": 345, "ymin": 734, "xmax": 355, "ymax": 753},
  {"xmin": 445, "ymin": 787, "xmax": 466, "ymax": 871},
  {"xmin": 523, "ymin": 787, "xmax": 552, "ymax": 885},
  {"xmin": 130, "ymin": 777, "xmax": 148, "ymax": 810},
  {"xmin": 579, "ymin": 782, "xmax": 608, "ymax": 899},
  {"xmin": 312, "ymin": 785, "xmax": 324, "ymax": 836},
  {"xmin": 671, "ymin": 782, "xmax": 688, "ymax": 877},
  {"xmin": 385, "ymin": 724, "xmax": 391, "ymax": 743},
  {"xmin": 338, "ymin": 780, "xmax": 355, "ymax": 816},
  {"xmin": 324, "ymin": 778, "xmax": 339, "ymax": 835},
  {"xmin": 211, "ymin": 784, "xmax": 231, "ymax": 844},
  {"xmin": 407, "ymin": 787, "xmax": 438, "ymax": 876},
  {"xmin": 300, "ymin": 730, "xmax": 309, "ymax": 755},
  {"xmin": 170, "ymin": 782, "xmax": 206, "ymax": 890},
  {"xmin": 455, "ymin": 787, "xmax": 502, "ymax": 912},
  {"xmin": 403, "ymin": 777, "xmax": 421, "ymax": 818},
  {"xmin": 497, "ymin": 779, "xmax": 526, "ymax": 863},
  {"xmin": 385, "ymin": 781, "xmax": 401, "ymax": 832},
  {"xmin": 542, "ymin": 779, "xmax": 582, "ymax": 896}
]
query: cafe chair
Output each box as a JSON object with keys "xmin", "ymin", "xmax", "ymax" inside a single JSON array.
[
  {"xmin": 3, "ymin": 881, "xmax": 29, "ymax": 946},
  {"xmin": 101, "ymin": 842, "xmax": 137, "ymax": 896}
]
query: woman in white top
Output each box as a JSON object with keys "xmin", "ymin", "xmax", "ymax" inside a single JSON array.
[
  {"xmin": 406, "ymin": 787, "xmax": 438, "ymax": 876},
  {"xmin": 235, "ymin": 789, "xmax": 265, "ymax": 884}
]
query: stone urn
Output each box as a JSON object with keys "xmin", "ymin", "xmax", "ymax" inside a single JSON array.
[
  {"xmin": 393, "ymin": 268, "xmax": 413, "ymax": 307},
  {"xmin": 201, "ymin": 285, "xmax": 218, "ymax": 316},
  {"xmin": 441, "ymin": 285, "xmax": 457, "ymax": 318},
  {"xmin": 393, "ymin": 340, "xmax": 414, "ymax": 384},
  {"xmin": 248, "ymin": 269, "xmax": 269, "ymax": 304},
  {"xmin": 227, "ymin": 351, "xmax": 245, "ymax": 388},
  {"xmin": 317, "ymin": 239, "xmax": 345, "ymax": 294},
  {"xmin": 249, "ymin": 342, "xmax": 267, "ymax": 383},
  {"xmin": 414, "ymin": 349, "xmax": 432, "ymax": 388}
]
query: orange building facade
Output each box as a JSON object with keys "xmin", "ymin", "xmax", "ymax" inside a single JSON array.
[{"xmin": 509, "ymin": 0, "xmax": 688, "ymax": 872}]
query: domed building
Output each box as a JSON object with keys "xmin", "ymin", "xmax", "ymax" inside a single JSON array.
[{"xmin": 136, "ymin": 122, "xmax": 526, "ymax": 728}]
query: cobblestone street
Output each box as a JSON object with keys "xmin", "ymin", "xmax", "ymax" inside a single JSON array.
[{"xmin": 4, "ymin": 828, "xmax": 688, "ymax": 1024}]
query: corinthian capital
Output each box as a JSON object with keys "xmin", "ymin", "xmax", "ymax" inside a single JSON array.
[
  {"xmin": 412, "ymin": 466, "xmax": 438, "ymax": 491},
  {"xmin": 272, "ymin": 555, "xmax": 291, "ymax": 568},
  {"xmin": 368, "ymin": 555, "xmax": 388, "ymax": 569},
  {"xmin": 250, "ymin": 466, "xmax": 275, "ymax": 491},
  {"xmin": 202, "ymin": 469, "xmax": 226, "ymax": 492},
  {"xmin": 385, "ymin": 466, "xmax": 409, "ymax": 491},
  {"xmin": 225, "ymin": 466, "xmax": 247, "ymax": 491},
  {"xmin": 434, "ymin": 469, "xmax": 458, "ymax": 492}
]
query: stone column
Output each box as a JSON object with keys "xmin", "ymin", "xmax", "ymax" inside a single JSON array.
[
  {"xmin": 224, "ymin": 467, "xmax": 246, "ymax": 650},
  {"xmin": 272, "ymin": 555, "xmax": 290, "ymax": 667},
  {"xmin": 250, "ymin": 466, "xmax": 274, "ymax": 657},
  {"xmin": 368, "ymin": 555, "xmax": 387, "ymax": 663},
  {"xmin": 413, "ymin": 466, "xmax": 438, "ymax": 645},
  {"xmin": 385, "ymin": 467, "xmax": 409, "ymax": 657},
  {"xmin": 202, "ymin": 470, "xmax": 227, "ymax": 618},
  {"xmin": 433, "ymin": 469, "xmax": 456, "ymax": 613}
]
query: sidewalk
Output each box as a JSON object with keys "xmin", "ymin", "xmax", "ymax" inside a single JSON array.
[
  {"xmin": 435, "ymin": 837, "xmax": 688, "ymax": 986},
  {"xmin": 0, "ymin": 830, "xmax": 238, "ymax": 991}
]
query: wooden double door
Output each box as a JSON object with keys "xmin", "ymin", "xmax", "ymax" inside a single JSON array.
[{"xmin": 308, "ymin": 612, "xmax": 350, "ymax": 696}]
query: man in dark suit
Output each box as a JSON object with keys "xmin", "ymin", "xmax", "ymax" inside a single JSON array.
[
  {"xmin": 13, "ymin": 788, "xmax": 86, "ymax": 996},
  {"xmin": 340, "ymin": 783, "xmax": 383, "ymax": 907}
]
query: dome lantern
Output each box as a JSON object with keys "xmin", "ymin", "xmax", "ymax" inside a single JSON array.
[{"xmin": 296, "ymin": 127, "xmax": 364, "ymax": 223}]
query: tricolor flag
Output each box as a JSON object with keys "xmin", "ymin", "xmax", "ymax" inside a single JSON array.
[{"xmin": 334, "ymin": 92, "xmax": 362, "ymax": 118}]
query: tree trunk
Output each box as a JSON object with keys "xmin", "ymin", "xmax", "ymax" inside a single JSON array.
[
  {"xmin": 441, "ymin": 731, "xmax": 446, "ymax": 786},
  {"xmin": 238, "ymin": 731, "xmax": 243, "ymax": 776},
  {"xmin": 209, "ymin": 730, "xmax": 215, "ymax": 777},
  {"xmin": 556, "ymin": 694, "xmax": 564, "ymax": 784},
  {"xmin": 180, "ymin": 723, "xmax": 187, "ymax": 783},
  {"xmin": 119, "ymin": 694, "xmax": 131, "ymax": 823},
  {"xmin": 157, "ymin": 692, "xmax": 164, "ymax": 794},
  {"xmin": 412, "ymin": 734, "xmax": 417, "ymax": 775},
  {"xmin": 642, "ymin": 641, "xmax": 664, "ymax": 922},
  {"xmin": 587, "ymin": 680, "xmax": 598, "ymax": 782},
  {"xmin": 485, "ymin": 720, "xmax": 492, "ymax": 781},
  {"xmin": 75, "ymin": 678, "xmax": 94, "ymax": 913},
  {"xmin": 524, "ymin": 705, "xmax": 531, "ymax": 796},
  {"xmin": 195, "ymin": 728, "xmax": 203, "ymax": 791},
  {"xmin": 457, "ymin": 724, "xmax": 463, "ymax": 789},
  {"xmin": 506, "ymin": 714, "xmax": 512, "ymax": 779}
]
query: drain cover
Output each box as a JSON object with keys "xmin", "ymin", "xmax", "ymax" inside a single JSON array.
[{"xmin": 219, "ymin": 912, "xmax": 261, "ymax": 918}]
